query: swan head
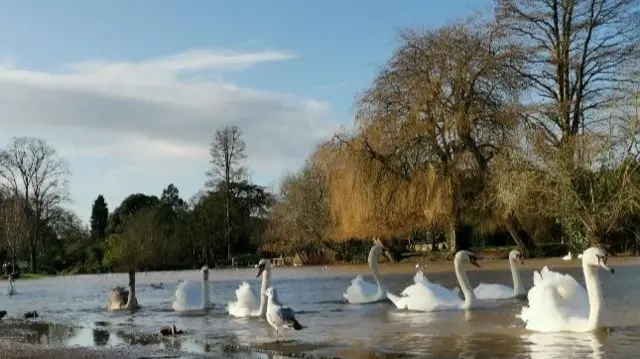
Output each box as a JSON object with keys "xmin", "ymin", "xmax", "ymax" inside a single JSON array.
[
  {"xmin": 455, "ymin": 250, "xmax": 481, "ymax": 268},
  {"xmin": 372, "ymin": 238, "xmax": 395, "ymax": 262},
  {"xmin": 582, "ymin": 247, "xmax": 614, "ymax": 274},
  {"xmin": 256, "ymin": 259, "xmax": 271, "ymax": 277},
  {"xmin": 201, "ymin": 265, "xmax": 210, "ymax": 281},
  {"xmin": 372, "ymin": 237, "xmax": 387, "ymax": 251},
  {"xmin": 509, "ymin": 250, "xmax": 524, "ymax": 265}
]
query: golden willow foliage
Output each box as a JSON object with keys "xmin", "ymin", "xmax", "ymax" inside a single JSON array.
[{"xmin": 326, "ymin": 139, "xmax": 452, "ymax": 240}]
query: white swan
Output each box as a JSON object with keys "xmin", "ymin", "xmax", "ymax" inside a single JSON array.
[
  {"xmin": 473, "ymin": 249, "xmax": 525, "ymax": 300},
  {"xmin": 6, "ymin": 274, "xmax": 15, "ymax": 296},
  {"xmin": 227, "ymin": 258, "xmax": 272, "ymax": 317},
  {"xmin": 343, "ymin": 243, "xmax": 387, "ymax": 304},
  {"xmin": 386, "ymin": 250, "xmax": 481, "ymax": 311},
  {"xmin": 172, "ymin": 266, "xmax": 211, "ymax": 312},
  {"xmin": 562, "ymin": 252, "xmax": 572, "ymax": 261},
  {"xmin": 518, "ymin": 247, "xmax": 614, "ymax": 332},
  {"xmin": 107, "ymin": 270, "xmax": 139, "ymax": 311}
]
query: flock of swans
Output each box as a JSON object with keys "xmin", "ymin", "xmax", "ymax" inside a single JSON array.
[
  {"xmin": 3, "ymin": 244, "xmax": 616, "ymax": 342},
  {"xmin": 104, "ymin": 258, "xmax": 302, "ymax": 340},
  {"xmin": 343, "ymin": 244, "xmax": 614, "ymax": 333}
]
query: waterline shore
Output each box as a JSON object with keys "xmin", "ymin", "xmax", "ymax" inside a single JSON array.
[
  {"xmin": 0, "ymin": 320, "xmax": 329, "ymax": 359},
  {"xmin": 0, "ymin": 340, "xmax": 179, "ymax": 359}
]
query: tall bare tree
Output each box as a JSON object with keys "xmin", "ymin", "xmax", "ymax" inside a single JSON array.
[
  {"xmin": 206, "ymin": 125, "xmax": 246, "ymax": 261},
  {"xmin": 0, "ymin": 189, "xmax": 30, "ymax": 273},
  {"xmin": 496, "ymin": 0, "xmax": 640, "ymax": 147},
  {"xmin": 0, "ymin": 137, "xmax": 70, "ymax": 271},
  {"xmin": 494, "ymin": 0, "xmax": 640, "ymax": 248},
  {"xmin": 264, "ymin": 146, "xmax": 333, "ymax": 264}
]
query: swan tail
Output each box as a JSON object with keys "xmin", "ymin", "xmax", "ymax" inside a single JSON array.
[
  {"xmin": 386, "ymin": 291, "xmax": 407, "ymax": 309},
  {"xmin": 291, "ymin": 318, "xmax": 303, "ymax": 330}
]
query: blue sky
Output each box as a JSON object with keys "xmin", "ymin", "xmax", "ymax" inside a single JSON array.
[{"xmin": 0, "ymin": 0, "xmax": 493, "ymax": 223}]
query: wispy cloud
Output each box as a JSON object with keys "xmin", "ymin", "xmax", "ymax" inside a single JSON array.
[{"xmin": 0, "ymin": 48, "xmax": 340, "ymax": 213}]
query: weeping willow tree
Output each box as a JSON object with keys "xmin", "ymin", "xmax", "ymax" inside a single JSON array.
[
  {"xmin": 327, "ymin": 141, "xmax": 452, "ymax": 240},
  {"xmin": 327, "ymin": 17, "xmax": 528, "ymax": 253}
]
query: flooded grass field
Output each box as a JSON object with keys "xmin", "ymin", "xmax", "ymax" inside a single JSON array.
[{"xmin": 1, "ymin": 256, "xmax": 640, "ymax": 358}]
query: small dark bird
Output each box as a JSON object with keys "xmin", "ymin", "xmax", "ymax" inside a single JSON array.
[
  {"xmin": 150, "ymin": 283, "xmax": 164, "ymax": 289},
  {"xmin": 160, "ymin": 325, "xmax": 183, "ymax": 336},
  {"xmin": 0, "ymin": 310, "xmax": 7, "ymax": 319},
  {"xmin": 24, "ymin": 310, "xmax": 38, "ymax": 319}
]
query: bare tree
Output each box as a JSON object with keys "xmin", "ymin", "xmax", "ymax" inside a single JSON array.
[
  {"xmin": 0, "ymin": 137, "xmax": 70, "ymax": 272},
  {"xmin": 493, "ymin": 0, "xmax": 640, "ymax": 249},
  {"xmin": 496, "ymin": 0, "xmax": 640, "ymax": 147},
  {"xmin": 264, "ymin": 146, "xmax": 333, "ymax": 264},
  {"xmin": 206, "ymin": 125, "xmax": 246, "ymax": 261},
  {"xmin": 0, "ymin": 189, "xmax": 30, "ymax": 273}
]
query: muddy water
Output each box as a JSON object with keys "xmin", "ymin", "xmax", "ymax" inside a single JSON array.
[{"xmin": 1, "ymin": 257, "xmax": 639, "ymax": 358}]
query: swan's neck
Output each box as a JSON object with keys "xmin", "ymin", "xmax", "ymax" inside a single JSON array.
[
  {"xmin": 202, "ymin": 277, "xmax": 210, "ymax": 309},
  {"xmin": 370, "ymin": 260, "xmax": 382, "ymax": 290},
  {"xmin": 368, "ymin": 247, "xmax": 383, "ymax": 291},
  {"xmin": 584, "ymin": 264, "xmax": 604, "ymax": 330},
  {"xmin": 258, "ymin": 268, "xmax": 271, "ymax": 317},
  {"xmin": 454, "ymin": 259, "xmax": 475, "ymax": 307},
  {"xmin": 509, "ymin": 259, "xmax": 524, "ymax": 296}
]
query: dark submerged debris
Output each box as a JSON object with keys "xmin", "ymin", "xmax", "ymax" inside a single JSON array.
[
  {"xmin": 159, "ymin": 325, "xmax": 183, "ymax": 336},
  {"xmin": 23, "ymin": 311, "xmax": 38, "ymax": 319}
]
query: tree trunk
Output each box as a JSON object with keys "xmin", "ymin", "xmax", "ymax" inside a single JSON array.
[
  {"xmin": 225, "ymin": 185, "xmax": 231, "ymax": 261},
  {"xmin": 446, "ymin": 221, "xmax": 458, "ymax": 256},
  {"xmin": 29, "ymin": 242, "xmax": 37, "ymax": 273},
  {"xmin": 505, "ymin": 212, "xmax": 537, "ymax": 255}
]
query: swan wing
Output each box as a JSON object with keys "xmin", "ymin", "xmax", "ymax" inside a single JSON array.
[
  {"xmin": 343, "ymin": 275, "xmax": 381, "ymax": 304},
  {"xmin": 388, "ymin": 278, "xmax": 462, "ymax": 312},
  {"xmin": 473, "ymin": 283, "xmax": 514, "ymax": 300},
  {"xmin": 519, "ymin": 266, "xmax": 589, "ymax": 332},
  {"xmin": 172, "ymin": 280, "xmax": 203, "ymax": 311},
  {"xmin": 227, "ymin": 281, "xmax": 259, "ymax": 317},
  {"xmin": 538, "ymin": 266, "xmax": 589, "ymax": 310}
]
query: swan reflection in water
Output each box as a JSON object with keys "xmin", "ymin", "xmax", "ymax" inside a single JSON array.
[
  {"xmin": 386, "ymin": 308, "xmax": 608, "ymax": 359},
  {"xmin": 524, "ymin": 330, "xmax": 606, "ymax": 359}
]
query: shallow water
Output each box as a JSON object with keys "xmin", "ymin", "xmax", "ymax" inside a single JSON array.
[{"xmin": 1, "ymin": 257, "xmax": 640, "ymax": 358}]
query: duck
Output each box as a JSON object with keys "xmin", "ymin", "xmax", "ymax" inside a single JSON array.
[{"xmin": 107, "ymin": 270, "xmax": 140, "ymax": 311}]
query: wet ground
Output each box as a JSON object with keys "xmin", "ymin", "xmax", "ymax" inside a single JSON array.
[{"xmin": 1, "ymin": 256, "xmax": 640, "ymax": 358}]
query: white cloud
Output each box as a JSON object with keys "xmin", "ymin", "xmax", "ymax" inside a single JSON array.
[{"xmin": 0, "ymin": 48, "xmax": 341, "ymax": 217}]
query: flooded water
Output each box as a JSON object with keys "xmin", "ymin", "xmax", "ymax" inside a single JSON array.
[{"xmin": 1, "ymin": 257, "xmax": 640, "ymax": 358}]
